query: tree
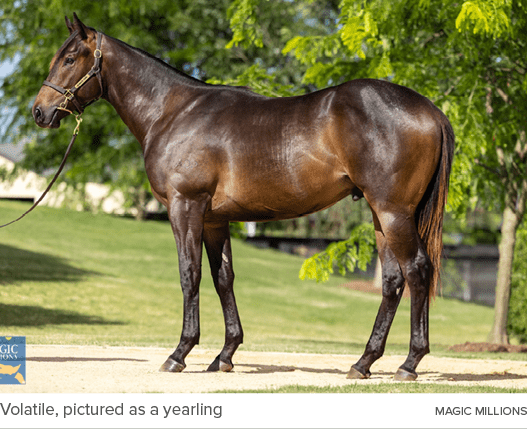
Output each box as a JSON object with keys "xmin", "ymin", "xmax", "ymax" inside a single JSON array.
[
  {"xmin": 3, "ymin": 0, "xmax": 525, "ymax": 342},
  {"xmin": 225, "ymin": 0, "xmax": 526, "ymax": 343},
  {"xmin": 0, "ymin": 0, "xmax": 316, "ymax": 217}
]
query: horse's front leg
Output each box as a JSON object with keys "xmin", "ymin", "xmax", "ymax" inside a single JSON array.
[{"xmin": 160, "ymin": 192, "xmax": 210, "ymax": 373}]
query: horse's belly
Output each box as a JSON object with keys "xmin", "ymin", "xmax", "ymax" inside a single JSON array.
[{"xmin": 206, "ymin": 174, "xmax": 353, "ymax": 223}]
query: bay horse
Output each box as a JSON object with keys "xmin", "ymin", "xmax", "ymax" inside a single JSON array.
[{"xmin": 33, "ymin": 14, "xmax": 454, "ymax": 381}]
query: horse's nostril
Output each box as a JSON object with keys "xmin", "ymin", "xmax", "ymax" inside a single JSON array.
[{"xmin": 34, "ymin": 106, "xmax": 42, "ymax": 120}]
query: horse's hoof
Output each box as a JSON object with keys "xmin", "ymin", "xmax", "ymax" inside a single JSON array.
[
  {"xmin": 346, "ymin": 366, "xmax": 371, "ymax": 379},
  {"xmin": 207, "ymin": 356, "xmax": 233, "ymax": 372},
  {"xmin": 159, "ymin": 357, "xmax": 185, "ymax": 373},
  {"xmin": 394, "ymin": 367, "xmax": 417, "ymax": 381}
]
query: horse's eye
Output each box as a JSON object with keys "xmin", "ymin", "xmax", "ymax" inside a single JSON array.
[{"xmin": 64, "ymin": 57, "xmax": 75, "ymax": 66}]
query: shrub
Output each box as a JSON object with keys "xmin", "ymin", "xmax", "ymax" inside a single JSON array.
[{"xmin": 507, "ymin": 224, "xmax": 527, "ymax": 343}]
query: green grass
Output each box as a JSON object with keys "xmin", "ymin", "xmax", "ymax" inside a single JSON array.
[
  {"xmin": 0, "ymin": 200, "xmax": 505, "ymax": 359},
  {"xmin": 219, "ymin": 383, "xmax": 523, "ymax": 393}
]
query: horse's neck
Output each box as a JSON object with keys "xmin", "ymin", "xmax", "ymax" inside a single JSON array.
[{"xmin": 102, "ymin": 35, "xmax": 206, "ymax": 149}]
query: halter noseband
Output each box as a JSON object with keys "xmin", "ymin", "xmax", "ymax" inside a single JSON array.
[{"xmin": 43, "ymin": 31, "xmax": 103, "ymax": 115}]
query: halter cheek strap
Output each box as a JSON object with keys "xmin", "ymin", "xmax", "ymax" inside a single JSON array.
[{"xmin": 43, "ymin": 31, "xmax": 103, "ymax": 114}]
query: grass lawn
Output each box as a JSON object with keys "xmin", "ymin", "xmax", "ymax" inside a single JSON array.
[
  {"xmin": 220, "ymin": 383, "xmax": 524, "ymax": 393},
  {"xmin": 0, "ymin": 200, "xmax": 502, "ymax": 359}
]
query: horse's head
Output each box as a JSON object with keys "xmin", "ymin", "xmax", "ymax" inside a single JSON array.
[{"xmin": 33, "ymin": 13, "xmax": 103, "ymax": 128}]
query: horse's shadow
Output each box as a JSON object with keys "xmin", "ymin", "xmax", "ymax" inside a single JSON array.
[
  {"xmin": 239, "ymin": 363, "xmax": 345, "ymax": 375},
  {"xmin": 190, "ymin": 363, "xmax": 527, "ymax": 383},
  {"xmin": 420, "ymin": 371, "xmax": 527, "ymax": 383},
  {"xmin": 186, "ymin": 363, "xmax": 344, "ymax": 375},
  {"xmin": 27, "ymin": 357, "xmax": 147, "ymax": 363}
]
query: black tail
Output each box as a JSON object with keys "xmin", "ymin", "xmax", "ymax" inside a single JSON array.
[{"xmin": 416, "ymin": 113, "xmax": 455, "ymax": 299}]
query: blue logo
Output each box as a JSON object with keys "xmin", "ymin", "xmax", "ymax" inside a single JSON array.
[{"xmin": 0, "ymin": 337, "xmax": 26, "ymax": 385}]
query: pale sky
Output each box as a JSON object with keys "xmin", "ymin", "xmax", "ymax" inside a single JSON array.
[{"xmin": 1, "ymin": 57, "xmax": 28, "ymax": 162}]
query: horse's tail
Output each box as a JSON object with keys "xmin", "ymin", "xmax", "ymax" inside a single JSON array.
[{"xmin": 416, "ymin": 113, "xmax": 455, "ymax": 300}]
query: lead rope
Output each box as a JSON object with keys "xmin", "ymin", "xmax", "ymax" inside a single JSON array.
[{"xmin": 0, "ymin": 113, "xmax": 82, "ymax": 228}]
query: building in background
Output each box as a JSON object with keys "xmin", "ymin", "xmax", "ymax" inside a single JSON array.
[{"xmin": 0, "ymin": 148, "xmax": 127, "ymax": 214}]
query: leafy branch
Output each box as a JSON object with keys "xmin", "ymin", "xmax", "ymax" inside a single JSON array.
[
  {"xmin": 225, "ymin": 0, "xmax": 263, "ymax": 48},
  {"xmin": 299, "ymin": 223, "xmax": 376, "ymax": 282}
]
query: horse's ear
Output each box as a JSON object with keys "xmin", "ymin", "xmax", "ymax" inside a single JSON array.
[
  {"xmin": 65, "ymin": 16, "xmax": 74, "ymax": 34},
  {"xmin": 72, "ymin": 12, "xmax": 88, "ymax": 40}
]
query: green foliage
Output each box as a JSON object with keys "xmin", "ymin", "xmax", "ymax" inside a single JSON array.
[
  {"xmin": 299, "ymin": 223, "xmax": 375, "ymax": 282},
  {"xmin": 225, "ymin": 0, "xmax": 263, "ymax": 48},
  {"xmin": 207, "ymin": 64, "xmax": 301, "ymax": 97},
  {"xmin": 280, "ymin": 1, "xmax": 390, "ymax": 87},
  {"xmin": 339, "ymin": 6, "xmax": 379, "ymax": 59},
  {"xmin": 455, "ymin": 0, "xmax": 511, "ymax": 37},
  {"xmin": 229, "ymin": 221, "xmax": 247, "ymax": 239},
  {"xmin": 507, "ymin": 225, "xmax": 527, "ymax": 342},
  {"xmin": 282, "ymin": 35, "xmax": 341, "ymax": 66}
]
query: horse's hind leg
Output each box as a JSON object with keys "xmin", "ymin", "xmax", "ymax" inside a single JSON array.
[
  {"xmin": 348, "ymin": 212, "xmax": 405, "ymax": 379},
  {"xmin": 203, "ymin": 222, "xmax": 243, "ymax": 372},
  {"xmin": 376, "ymin": 208, "xmax": 431, "ymax": 381}
]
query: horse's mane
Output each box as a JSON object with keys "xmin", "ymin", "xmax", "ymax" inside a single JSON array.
[{"xmin": 106, "ymin": 34, "xmax": 258, "ymax": 95}]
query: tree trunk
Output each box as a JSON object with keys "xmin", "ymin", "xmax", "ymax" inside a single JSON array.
[
  {"xmin": 373, "ymin": 256, "xmax": 382, "ymax": 291},
  {"xmin": 487, "ymin": 205, "xmax": 520, "ymax": 344},
  {"xmin": 134, "ymin": 187, "xmax": 147, "ymax": 221}
]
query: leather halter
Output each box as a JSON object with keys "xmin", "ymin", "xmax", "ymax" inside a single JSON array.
[
  {"xmin": 0, "ymin": 31, "xmax": 103, "ymax": 228},
  {"xmin": 43, "ymin": 31, "xmax": 103, "ymax": 114}
]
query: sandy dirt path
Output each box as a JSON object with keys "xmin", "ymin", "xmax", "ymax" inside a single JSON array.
[{"xmin": 2, "ymin": 345, "xmax": 527, "ymax": 393}]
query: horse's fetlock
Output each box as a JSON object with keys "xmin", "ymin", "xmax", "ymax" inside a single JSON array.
[
  {"xmin": 226, "ymin": 329, "xmax": 243, "ymax": 347},
  {"xmin": 411, "ymin": 340, "xmax": 430, "ymax": 358},
  {"xmin": 181, "ymin": 334, "xmax": 200, "ymax": 347}
]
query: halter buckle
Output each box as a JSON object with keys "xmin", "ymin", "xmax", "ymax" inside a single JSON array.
[
  {"xmin": 63, "ymin": 89, "xmax": 74, "ymax": 100},
  {"xmin": 59, "ymin": 99, "xmax": 70, "ymax": 111}
]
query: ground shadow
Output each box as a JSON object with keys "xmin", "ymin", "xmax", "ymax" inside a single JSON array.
[
  {"xmin": 188, "ymin": 364, "xmax": 527, "ymax": 383},
  {"xmin": 238, "ymin": 364, "xmax": 345, "ymax": 375},
  {"xmin": 0, "ymin": 303, "xmax": 124, "ymax": 327},
  {"xmin": 186, "ymin": 362, "xmax": 346, "ymax": 375},
  {"xmin": 0, "ymin": 244, "xmax": 98, "ymax": 285},
  {"xmin": 348, "ymin": 370, "xmax": 527, "ymax": 383},
  {"xmin": 432, "ymin": 371, "xmax": 527, "ymax": 383},
  {"xmin": 28, "ymin": 357, "xmax": 147, "ymax": 363}
]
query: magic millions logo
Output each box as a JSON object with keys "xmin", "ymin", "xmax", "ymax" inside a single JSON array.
[{"xmin": 0, "ymin": 337, "xmax": 26, "ymax": 385}]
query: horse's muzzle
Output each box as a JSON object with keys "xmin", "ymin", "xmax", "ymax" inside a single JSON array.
[{"xmin": 33, "ymin": 105, "xmax": 62, "ymax": 129}]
